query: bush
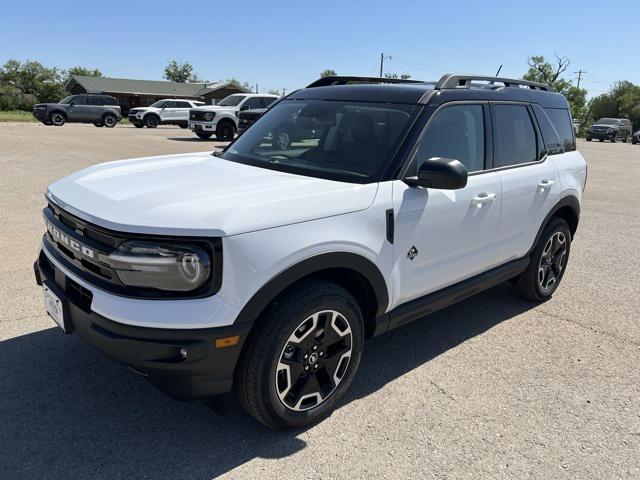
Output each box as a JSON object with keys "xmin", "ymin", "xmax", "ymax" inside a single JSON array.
[{"xmin": 0, "ymin": 87, "xmax": 38, "ymax": 111}]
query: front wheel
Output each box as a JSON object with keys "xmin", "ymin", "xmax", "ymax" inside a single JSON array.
[
  {"xmin": 49, "ymin": 112, "xmax": 66, "ymax": 126},
  {"xmin": 514, "ymin": 217, "xmax": 571, "ymax": 301},
  {"xmin": 215, "ymin": 121, "xmax": 235, "ymax": 141},
  {"xmin": 234, "ymin": 280, "xmax": 364, "ymax": 429},
  {"xmin": 144, "ymin": 115, "xmax": 159, "ymax": 128}
]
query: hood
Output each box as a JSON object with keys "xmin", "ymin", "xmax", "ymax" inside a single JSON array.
[
  {"xmin": 46, "ymin": 152, "xmax": 378, "ymax": 237},
  {"xmin": 192, "ymin": 105, "xmax": 230, "ymax": 112},
  {"xmin": 590, "ymin": 123, "xmax": 617, "ymax": 129},
  {"xmin": 34, "ymin": 103, "xmax": 63, "ymax": 108}
]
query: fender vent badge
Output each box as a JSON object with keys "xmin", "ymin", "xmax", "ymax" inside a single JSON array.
[{"xmin": 407, "ymin": 246, "xmax": 419, "ymax": 260}]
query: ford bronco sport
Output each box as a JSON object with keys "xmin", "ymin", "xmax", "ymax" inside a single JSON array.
[
  {"xmin": 32, "ymin": 94, "xmax": 122, "ymax": 127},
  {"xmin": 34, "ymin": 74, "xmax": 586, "ymax": 429}
]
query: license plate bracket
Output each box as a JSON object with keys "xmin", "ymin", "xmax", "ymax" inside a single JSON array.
[{"xmin": 43, "ymin": 282, "xmax": 72, "ymax": 334}]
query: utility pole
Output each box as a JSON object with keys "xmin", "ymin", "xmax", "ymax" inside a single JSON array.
[
  {"xmin": 379, "ymin": 52, "xmax": 384, "ymax": 78},
  {"xmin": 574, "ymin": 70, "xmax": 586, "ymax": 89}
]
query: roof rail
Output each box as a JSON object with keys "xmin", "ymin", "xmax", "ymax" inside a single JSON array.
[
  {"xmin": 307, "ymin": 75, "xmax": 423, "ymax": 88},
  {"xmin": 435, "ymin": 74, "xmax": 552, "ymax": 92}
]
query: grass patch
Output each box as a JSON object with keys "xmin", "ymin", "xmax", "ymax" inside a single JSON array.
[{"xmin": 0, "ymin": 110, "xmax": 37, "ymax": 122}]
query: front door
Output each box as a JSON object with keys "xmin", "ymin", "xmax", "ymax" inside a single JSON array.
[{"xmin": 391, "ymin": 103, "xmax": 503, "ymax": 308}]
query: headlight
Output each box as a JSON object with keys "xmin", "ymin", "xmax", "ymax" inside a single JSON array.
[
  {"xmin": 205, "ymin": 112, "xmax": 215, "ymax": 121},
  {"xmin": 36, "ymin": 106, "xmax": 47, "ymax": 110},
  {"xmin": 107, "ymin": 241, "xmax": 211, "ymax": 292}
]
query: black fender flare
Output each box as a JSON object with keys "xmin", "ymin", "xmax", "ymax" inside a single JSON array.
[
  {"xmin": 527, "ymin": 195, "xmax": 580, "ymax": 256},
  {"xmin": 233, "ymin": 252, "xmax": 389, "ymax": 325}
]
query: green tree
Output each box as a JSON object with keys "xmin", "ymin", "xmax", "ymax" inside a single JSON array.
[
  {"xmin": 523, "ymin": 55, "xmax": 572, "ymax": 93},
  {"xmin": 320, "ymin": 69, "xmax": 337, "ymax": 78},
  {"xmin": 564, "ymin": 86, "xmax": 588, "ymax": 122},
  {"xmin": 267, "ymin": 88, "xmax": 282, "ymax": 96},
  {"xmin": 65, "ymin": 66, "xmax": 102, "ymax": 80},
  {"xmin": 225, "ymin": 78, "xmax": 252, "ymax": 91},
  {"xmin": 163, "ymin": 60, "xmax": 197, "ymax": 83},
  {"xmin": 0, "ymin": 59, "xmax": 66, "ymax": 105}
]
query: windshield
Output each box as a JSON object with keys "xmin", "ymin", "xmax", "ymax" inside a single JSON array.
[
  {"xmin": 222, "ymin": 99, "xmax": 420, "ymax": 183},
  {"xmin": 596, "ymin": 118, "xmax": 619, "ymax": 125},
  {"xmin": 60, "ymin": 96, "xmax": 75, "ymax": 104},
  {"xmin": 149, "ymin": 100, "xmax": 169, "ymax": 108},
  {"xmin": 218, "ymin": 95, "xmax": 246, "ymax": 107}
]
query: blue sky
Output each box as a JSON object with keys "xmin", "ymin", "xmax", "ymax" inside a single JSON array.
[{"xmin": 1, "ymin": 0, "xmax": 637, "ymax": 96}]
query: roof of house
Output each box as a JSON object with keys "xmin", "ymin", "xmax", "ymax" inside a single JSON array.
[{"xmin": 65, "ymin": 75, "xmax": 251, "ymax": 97}]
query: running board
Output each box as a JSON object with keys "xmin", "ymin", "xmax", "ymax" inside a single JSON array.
[{"xmin": 386, "ymin": 258, "xmax": 530, "ymax": 331}]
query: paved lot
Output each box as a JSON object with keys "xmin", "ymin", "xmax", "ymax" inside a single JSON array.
[{"xmin": 0, "ymin": 123, "xmax": 638, "ymax": 479}]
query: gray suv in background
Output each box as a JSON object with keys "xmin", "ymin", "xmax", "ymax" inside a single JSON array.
[{"xmin": 32, "ymin": 94, "xmax": 122, "ymax": 128}]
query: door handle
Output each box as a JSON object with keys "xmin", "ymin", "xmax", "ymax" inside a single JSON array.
[
  {"xmin": 472, "ymin": 192, "xmax": 496, "ymax": 208},
  {"xmin": 538, "ymin": 179, "xmax": 555, "ymax": 189}
]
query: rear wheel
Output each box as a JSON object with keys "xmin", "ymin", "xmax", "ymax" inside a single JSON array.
[
  {"xmin": 196, "ymin": 132, "xmax": 212, "ymax": 139},
  {"xmin": 103, "ymin": 113, "xmax": 117, "ymax": 128},
  {"xmin": 515, "ymin": 217, "xmax": 571, "ymax": 301},
  {"xmin": 234, "ymin": 280, "xmax": 364, "ymax": 430},
  {"xmin": 144, "ymin": 115, "xmax": 159, "ymax": 128},
  {"xmin": 49, "ymin": 112, "xmax": 66, "ymax": 126},
  {"xmin": 215, "ymin": 121, "xmax": 235, "ymax": 141}
]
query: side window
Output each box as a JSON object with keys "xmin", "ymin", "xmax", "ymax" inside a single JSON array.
[
  {"xmin": 493, "ymin": 105, "xmax": 538, "ymax": 168},
  {"xmin": 176, "ymin": 101, "xmax": 191, "ymax": 108},
  {"xmin": 262, "ymin": 97, "xmax": 277, "ymax": 108},
  {"xmin": 544, "ymin": 108, "xmax": 576, "ymax": 152},
  {"xmin": 412, "ymin": 104, "xmax": 485, "ymax": 173},
  {"xmin": 532, "ymin": 104, "xmax": 563, "ymax": 155},
  {"xmin": 244, "ymin": 97, "xmax": 262, "ymax": 109},
  {"xmin": 164, "ymin": 101, "xmax": 177, "ymax": 108},
  {"xmin": 72, "ymin": 96, "xmax": 86, "ymax": 106}
]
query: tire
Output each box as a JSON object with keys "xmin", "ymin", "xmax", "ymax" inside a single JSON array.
[
  {"xmin": 103, "ymin": 113, "xmax": 117, "ymax": 128},
  {"xmin": 49, "ymin": 112, "xmax": 66, "ymax": 126},
  {"xmin": 272, "ymin": 130, "xmax": 292, "ymax": 149},
  {"xmin": 515, "ymin": 217, "xmax": 571, "ymax": 302},
  {"xmin": 144, "ymin": 115, "xmax": 159, "ymax": 128},
  {"xmin": 632, "ymin": 136, "xmax": 638, "ymax": 145},
  {"xmin": 94, "ymin": 122, "xmax": 104, "ymax": 127},
  {"xmin": 622, "ymin": 135, "xmax": 628, "ymax": 143},
  {"xmin": 215, "ymin": 121, "xmax": 235, "ymax": 141},
  {"xmin": 599, "ymin": 138, "xmax": 604, "ymax": 142},
  {"xmin": 179, "ymin": 122, "xmax": 188, "ymax": 129},
  {"xmin": 196, "ymin": 132, "xmax": 213, "ymax": 139},
  {"xmin": 133, "ymin": 123, "xmax": 144, "ymax": 128},
  {"xmin": 234, "ymin": 280, "xmax": 364, "ymax": 430},
  {"xmin": 610, "ymin": 136, "xmax": 616, "ymax": 143},
  {"xmin": 42, "ymin": 120, "xmax": 52, "ymax": 126},
  {"xmin": 586, "ymin": 137, "xmax": 591, "ymax": 142}
]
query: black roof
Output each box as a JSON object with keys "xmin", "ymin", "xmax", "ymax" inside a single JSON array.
[{"xmin": 289, "ymin": 75, "xmax": 569, "ymax": 109}]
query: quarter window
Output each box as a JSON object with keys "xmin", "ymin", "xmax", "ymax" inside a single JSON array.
[
  {"xmin": 244, "ymin": 97, "xmax": 262, "ymax": 109},
  {"xmin": 493, "ymin": 105, "xmax": 538, "ymax": 168},
  {"xmin": 532, "ymin": 104, "xmax": 563, "ymax": 155},
  {"xmin": 545, "ymin": 108, "xmax": 576, "ymax": 152},
  {"xmin": 413, "ymin": 104, "xmax": 485, "ymax": 173}
]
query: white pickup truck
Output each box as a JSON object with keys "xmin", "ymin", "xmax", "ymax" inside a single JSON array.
[{"xmin": 188, "ymin": 93, "xmax": 278, "ymax": 140}]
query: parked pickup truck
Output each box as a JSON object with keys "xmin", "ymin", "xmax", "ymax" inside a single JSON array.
[
  {"xmin": 32, "ymin": 94, "xmax": 122, "ymax": 127},
  {"xmin": 189, "ymin": 94, "xmax": 278, "ymax": 140},
  {"xmin": 128, "ymin": 99, "xmax": 204, "ymax": 129}
]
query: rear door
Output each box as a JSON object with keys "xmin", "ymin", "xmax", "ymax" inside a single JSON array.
[
  {"xmin": 392, "ymin": 102, "xmax": 504, "ymax": 307},
  {"xmin": 175, "ymin": 101, "xmax": 193, "ymax": 121},
  {"xmin": 491, "ymin": 103, "xmax": 561, "ymax": 260}
]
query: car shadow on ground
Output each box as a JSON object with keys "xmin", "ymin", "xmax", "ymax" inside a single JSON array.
[
  {"xmin": 166, "ymin": 137, "xmax": 216, "ymax": 142},
  {"xmin": 0, "ymin": 283, "xmax": 535, "ymax": 479}
]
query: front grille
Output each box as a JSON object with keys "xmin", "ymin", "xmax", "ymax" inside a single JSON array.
[
  {"xmin": 38, "ymin": 250, "xmax": 93, "ymax": 313},
  {"xmin": 190, "ymin": 111, "xmax": 214, "ymax": 121},
  {"xmin": 591, "ymin": 126, "xmax": 611, "ymax": 132}
]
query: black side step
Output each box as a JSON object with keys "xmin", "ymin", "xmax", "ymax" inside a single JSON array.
[{"xmin": 386, "ymin": 258, "xmax": 530, "ymax": 331}]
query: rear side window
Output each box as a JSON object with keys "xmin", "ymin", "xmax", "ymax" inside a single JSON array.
[
  {"xmin": 492, "ymin": 105, "xmax": 538, "ymax": 168},
  {"xmin": 532, "ymin": 104, "xmax": 563, "ymax": 155},
  {"xmin": 72, "ymin": 96, "xmax": 86, "ymax": 105},
  {"xmin": 545, "ymin": 108, "xmax": 575, "ymax": 152},
  {"xmin": 88, "ymin": 97, "xmax": 105, "ymax": 106},
  {"xmin": 176, "ymin": 101, "xmax": 192, "ymax": 108},
  {"xmin": 413, "ymin": 104, "xmax": 485, "ymax": 173},
  {"xmin": 262, "ymin": 97, "xmax": 277, "ymax": 107}
]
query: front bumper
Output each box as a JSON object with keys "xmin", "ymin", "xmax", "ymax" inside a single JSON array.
[
  {"xmin": 34, "ymin": 248, "xmax": 250, "ymax": 400},
  {"xmin": 189, "ymin": 121, "xmax": 217, "ymax": 132},
  {"xmin": 32, "ymin": 110, "xmax": 48, "ymax": 121},
  {"xmin": 587, "ymin": 131, "xmax": 616, "ymax": 140}
]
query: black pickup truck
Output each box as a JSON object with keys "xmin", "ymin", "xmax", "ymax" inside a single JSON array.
[
  {"xmin": 32, "ymin": 94, "xmax": 122, "ymax": 127},
  {"xmin": 237, "ymin": 108, "xmax": 266, "ymax": 135},
  {"xmin": 586, "ymin": 117, "xmax": 632, "ymax": 142}
]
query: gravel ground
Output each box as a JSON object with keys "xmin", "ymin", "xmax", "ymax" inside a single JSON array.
[{"xmin": 0, "ymin": 122, "xmax": 638, "ymax": 479}]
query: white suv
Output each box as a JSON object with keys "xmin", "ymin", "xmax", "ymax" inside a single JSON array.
[
  {"xmin": 34, "ymin": 74, "xmax": 586, "ymax": 429},
  {"xmin": 188, "ymin": 93, "xmax": 278, "ymax": 140},
  {"xmin": 128, "ymin": 99, "xmax": 204, "ymax": 129}
]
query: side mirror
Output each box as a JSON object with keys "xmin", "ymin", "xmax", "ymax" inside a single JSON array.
[
  {"xmin": 240, "ymin": 104, "xmax": 251, "ymax": 111},
  {"xmin": 404, "ymin": 157, "xmax": 468, "ymax": 190}
]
